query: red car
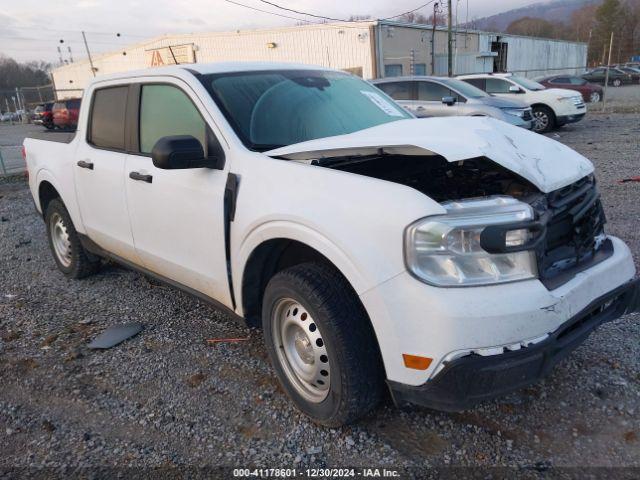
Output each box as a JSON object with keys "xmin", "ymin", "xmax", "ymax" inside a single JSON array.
[
  {"xmin": 52, "ymin": 98, "xmax": 81, "ymax": 130},
  {"xmin": 32, "ymin": 102, "xmax": 55, "ymax": 129},
  {"xmin": 538, "ymin": 75, "xmax": 604, "ymax": 103}
]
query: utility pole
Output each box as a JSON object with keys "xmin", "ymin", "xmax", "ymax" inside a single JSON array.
[
  {"xmin": 447, "ymin": 0, "xmax": 453, "ymax": 77},
  {"xmin": 603, "ymin": 32, "xmax": 614, "ymax": 111},
  {"xmin": 82, "ymin": 31, "xmax": 96, "ymax": 77},
  {"xmin": 431, "ymin": 2, "xmax": 438, "ymax": 75}
]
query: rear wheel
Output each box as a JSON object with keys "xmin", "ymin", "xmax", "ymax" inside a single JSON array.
[
  {"xmin": 45, "ymin": 199, "xmax": 101, "ymax": 278},
  {"xmin": 612, "ymin": 78, "xmax": 622, "ymax": 87},
  {"xmin": 532, "ymin": 105, "xmax": 555, "ymax": 133},
  {"xmin": 589, "ymin": 91, "xmax": 601, "ymax": 103},
  {"xmin": 262, "ymin": 262, "xmax": 383, "ymax": 426}
]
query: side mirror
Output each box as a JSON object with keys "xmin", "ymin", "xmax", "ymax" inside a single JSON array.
[
  {"xmin": 151, "ymin": 135, "xmax": 221, "ymax": 170},
  {"xmin": 508, "ymin": 85, "xmax": 523, "ymax": 93},
  {"xmin": 442, "ymin": 96, "xmax": 457, "ymax": 106}
]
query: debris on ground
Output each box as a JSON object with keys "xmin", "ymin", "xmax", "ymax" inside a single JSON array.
[{"xmin": 87, "ymin": 322, "xmax": 144, "ymax": 349}]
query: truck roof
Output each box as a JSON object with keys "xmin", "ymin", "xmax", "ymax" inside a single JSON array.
[{"xmin": 89, "ymin": 62, "xmax": 331, "ymax": 85}]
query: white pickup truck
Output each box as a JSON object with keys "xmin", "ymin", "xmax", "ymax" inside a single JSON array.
[{"xmin": 24, "ymin": 63, "xmax": 639, "ymax": 426}]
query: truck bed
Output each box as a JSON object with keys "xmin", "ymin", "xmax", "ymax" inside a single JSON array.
[{"xmin": 26, "ymin": 131, "xmax": 76, "ymax": 144}]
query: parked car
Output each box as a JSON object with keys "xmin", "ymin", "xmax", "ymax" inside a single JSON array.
[
  {"xmin": 32, "ymin": 102, "xmax": 55, "ymax": 129},
  {"xmin": 616, "ymin": 66, "xmax": 640, "ymax": 84},
  {"xmin": 582, "ymin": 67, "xmax": 633, "ymax": 87},
  {"xmin": 23, "ymin": 63, "xmax": 639, "ymax": 426},
  {"xmin": 0, "ymin": 111, "xmax": 19, "ymax": 122},
  {"xmin": 371, "ymin": 76, "xmax": 533, "ymax": 129},
  {"xmin": 52, "ymin": 98, "xmax": 81, "ymax": 130},
  {"xmin": 538, "ymin": 75, "xmax": 604, "ymax": 103},
  {"xmin": 458, "ymin": 73, "xmax": 587, "ymax": 133}
]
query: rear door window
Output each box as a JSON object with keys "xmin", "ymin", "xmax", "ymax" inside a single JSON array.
[
  {"xmin": 89, "ymin": 86, "xmax": 128, "ymax": 150},
  {"xmin": 375, "ymin": 82, "xmax": 414, "ymax": 101},
  {"xmin": 462, "ymin": 78, "xmax": 485, "ymax": 90}
]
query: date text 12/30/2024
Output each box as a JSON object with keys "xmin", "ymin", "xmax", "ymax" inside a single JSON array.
[{"xmin": 233, "ymin": 468, "xmax": 401, "ymax": 478}]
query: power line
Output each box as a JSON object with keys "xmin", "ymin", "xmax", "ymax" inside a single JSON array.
[
  {"xmin": 257, "ymin": 0, "xmax": 348, "ymax": 22},
  {"xmin": 224, "ymin": 0, "xmax": 312, "ymax": 23},
  {"xmin": 382, "ymin": 0, "xmax": 439, "ymax": 20},
  {"xmin": 256, "ymin": 0, "xmax": 440, "ymax": 22}
]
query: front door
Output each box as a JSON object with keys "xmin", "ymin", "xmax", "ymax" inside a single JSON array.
[
  {"xmin": 75, "ymin": 85, "xmax": 138, "ymax": 263},
  {"xmin": 415, "ymin": 81, "xmax": 460, "ymax": 117},
  {"xmin": 124, "ymin": 81, "xmax": 232, "ymax": 306},
  {"xmin": 484, "ymin": 77, "xmax": 520, "ymax": 99}
]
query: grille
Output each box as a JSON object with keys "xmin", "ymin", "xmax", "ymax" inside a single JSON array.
[{"xmin": 537, "ymin": 176, "xmax": 607, "ymax": 287}]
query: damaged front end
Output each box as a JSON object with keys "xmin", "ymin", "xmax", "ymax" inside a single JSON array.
[{"xmin": 318, "ymin": 152, "xmax": 613, "ymax": 290}]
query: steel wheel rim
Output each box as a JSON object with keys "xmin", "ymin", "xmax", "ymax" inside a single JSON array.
[
  {"xmin": 272, "ymin": 298, "xmax": 330, "ymax": 403},
  {"xmin": 590, "ymin": 92, "xmax": 601, "ymax": 103},
  {"xmin": 49, "ymin": 212, "xmax": 72, "ymax": 267},
  {"xmin": 533, "ymin": 111, "xmax": 549, "ymax": 131}
]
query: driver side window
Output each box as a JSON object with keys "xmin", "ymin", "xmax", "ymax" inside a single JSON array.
[
  {"xmin": 485, "ymin": 78, "xmax": 514, "ymax": 93},
  {"xmin": 139, "ymin": 84, "xmax": 207, "ymax": 154}
]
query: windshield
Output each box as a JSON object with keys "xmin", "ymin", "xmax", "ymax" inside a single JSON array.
[
  {"xmin": 510, "ymin": 76, "xmax": 545, "ymax": 91},
  {"xmin": 439, "ymin": 78, "xmax": 489, "ymax": 99},
  {"xmin": 199, "ymin": 70, "xmax": 411, "ymax": 151}
]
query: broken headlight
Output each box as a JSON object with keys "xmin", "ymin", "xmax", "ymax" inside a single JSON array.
[{"xmin": 405, "ymin": 197, "xmax": 538, "ymax": 287}]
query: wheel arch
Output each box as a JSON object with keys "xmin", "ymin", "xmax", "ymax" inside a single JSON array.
[
  {"xmin": 531, "ymin": 103, "xmax": 556, "ymax": 117},
  {"xmin": 37, "ymin": 179, "xmax": 62, "ymax": 216},
  {"xmin": 239, "ymin": 235, "xmax": 387, "ymax": 378}
]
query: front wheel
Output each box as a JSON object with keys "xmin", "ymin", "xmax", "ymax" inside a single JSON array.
[
  {"xmin": 532, "ymin": 105, "xmax": 555, "ymax": 133},
  {"xmin": 589, "ymin": 91, "xmax": 601, "ymax": 103},
  {"xmin": 262, "ymin": 262, "xmax": 383, "ymax": 426},
  {"xmin": 612, "ymin": 78, "xmax": 622, "ymax": 87}
]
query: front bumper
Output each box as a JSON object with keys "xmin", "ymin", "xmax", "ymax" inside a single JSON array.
[{"xmin": 388, "ymin": 278, "xmax": 639, "ymax": 412}]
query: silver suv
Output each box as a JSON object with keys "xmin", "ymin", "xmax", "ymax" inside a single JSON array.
[{"xmin": 372, "ymin": 76, "xmax": 533, "ymax": 129}]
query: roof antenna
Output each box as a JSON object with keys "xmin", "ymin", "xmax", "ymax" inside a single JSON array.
[{"xmin": 168, "ymin": 45, "xmax": 179, "ymax": 65}]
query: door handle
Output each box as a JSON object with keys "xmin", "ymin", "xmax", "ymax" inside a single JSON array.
[
  {"xmin": 129, "ymin": 171, "xmax": 153, "ymax": 183},
  {"xmin": 77, "ymin": 160, "xmax": 94, "ymax": 170}
]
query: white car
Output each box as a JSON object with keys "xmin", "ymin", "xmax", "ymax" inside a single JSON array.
[
  {"xmin": 23, "ymin": 63, "xmax": 639, "ymax": 426},
  {"xmin": 458, "ymin": 73, "xmax": 587, "ymax": 133}
]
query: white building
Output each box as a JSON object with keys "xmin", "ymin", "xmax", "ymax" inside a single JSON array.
[{"xmin": 52, "ymin": 20, "xmax": 588, "ymax": 98}]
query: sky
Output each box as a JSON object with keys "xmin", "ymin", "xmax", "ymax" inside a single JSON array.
[{"xmin": 0, "ymin": 0, "xmax": 549, "ymax": 63}]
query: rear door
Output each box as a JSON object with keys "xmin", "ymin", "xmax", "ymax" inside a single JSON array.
[
  {"xmin": 75, "ymin": 84, "xmax": 139, "ymax": 263},
  {"xmin": 124, "ymin": 80, "xmax": 232, "ymax": 306},
  {"xmin": 374, "ymin": 81, "xmax": 415, "ymax": 114}
]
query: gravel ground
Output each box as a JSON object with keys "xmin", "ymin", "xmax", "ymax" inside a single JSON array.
[{"xmin": 1, "ymin": 114, "xmax": 639, "ymax": 476}]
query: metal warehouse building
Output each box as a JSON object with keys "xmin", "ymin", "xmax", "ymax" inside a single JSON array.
[{"xmin": 52, "ymin": 20, "xmax": 587, "ymax": 97}]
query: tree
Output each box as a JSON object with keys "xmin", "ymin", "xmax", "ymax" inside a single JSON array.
[
  {"xmin": 398, "ymin": 11, "xmax": 445, "ymax": 26},
  {"xmin": 506, "ymin": 17, "xmax": 564, "ymax": 39},
  {"xmin": 0, "ymin": 56, "xmax": 51, "ymax": 111}
]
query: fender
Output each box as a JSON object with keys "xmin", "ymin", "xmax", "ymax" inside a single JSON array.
[
  {"xmin": 233, "ymin": 220, "xmax": 389, "ymax": 317},
  {"xmin": 35, "ymin": 169, "xmax": 86, "ymax": 234}
]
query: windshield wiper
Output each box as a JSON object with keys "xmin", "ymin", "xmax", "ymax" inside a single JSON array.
[{"xmin": 249, "ymin": 142, "xmax": 286, "ymax": 152}]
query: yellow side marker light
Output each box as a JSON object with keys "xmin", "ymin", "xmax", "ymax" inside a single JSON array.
[{"xmin": 402, "ymin": 354, "xmax": 433, "ymax": 370}]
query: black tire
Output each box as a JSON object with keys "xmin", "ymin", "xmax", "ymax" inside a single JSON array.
[
  {"xmin": 612, "ymin": 78, "xmax": 622, "ymax": 87},
  {"xmin": 532, "ymin": 105, "xmax": 555, "ymax": 133},
  {"xmin": 262, "ymin": 262, "xmax": 383, "ymax": 427},
  {"xmin": 44, "ymin": 198, "xmax": 101, "ymax": 279}
]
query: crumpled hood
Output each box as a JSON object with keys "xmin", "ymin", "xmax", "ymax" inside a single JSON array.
[{"xmin": 266, "ymin": 117, "xmax": 593, "ymax": 193}]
